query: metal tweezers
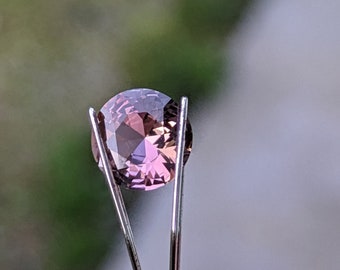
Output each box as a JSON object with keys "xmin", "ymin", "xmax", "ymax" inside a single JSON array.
[{"xmin": 89, "ymin": 97, "xmax": 189, "ymax": 270}]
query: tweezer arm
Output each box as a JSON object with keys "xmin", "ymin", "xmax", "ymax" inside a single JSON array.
[
  {"xmin": 89, "ymin": 108, "xmax": 142, "ymax": 270},
  {"xmin": 170, "ymin": 97, "xmax": 189, "ymax": 270}
]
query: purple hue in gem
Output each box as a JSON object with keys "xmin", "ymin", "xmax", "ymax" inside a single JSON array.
[{"xmin": 91, "ymin": 88, "xmax": 192, "ymax": 191}]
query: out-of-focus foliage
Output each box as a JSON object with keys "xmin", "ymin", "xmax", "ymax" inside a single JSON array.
[
  {"xmin": 120, "ymin": 0, "xmax": 250, "ymax": 102},
  {"xmin": 178, "ymin": 0, "xmax": 249, "ymax": 38},
  {"xmin": 39, "ymin": 134, "xmax": 114, "ymax": 270},
  {"xmin": 0, "ymin": 0, "xmax": 250, "ymax": 269},
  {"xmin": 121, "ymin": 26, "xmax": 222, "ymax": 102}
]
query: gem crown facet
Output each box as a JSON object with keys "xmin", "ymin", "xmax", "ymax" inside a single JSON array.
[{"xmin": 91, "ymin": 88, "xmax": 192, "ymax": 191}]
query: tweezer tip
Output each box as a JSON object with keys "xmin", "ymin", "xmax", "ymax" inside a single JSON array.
[{"xmin": 88, "ymin": 107, "xmax": 96, "ymax": 116}]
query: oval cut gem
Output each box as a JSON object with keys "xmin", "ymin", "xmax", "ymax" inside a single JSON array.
[{"xmin": 91, "ymin": 88, "xmax": 192, "ymax": 191}]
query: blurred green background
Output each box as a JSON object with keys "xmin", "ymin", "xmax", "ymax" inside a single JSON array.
[{"xmin": 0, "ymin": 1, "xmax": 249, "ymax": 269}]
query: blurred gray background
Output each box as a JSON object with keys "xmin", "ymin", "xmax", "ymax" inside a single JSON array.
[
  {"xmin": 2, "ymin": 0, "xmax": 340, "ymax": 269},
  {"xmin": 110, "ymin": 0, "xmax": 340, "ymax": 269}
]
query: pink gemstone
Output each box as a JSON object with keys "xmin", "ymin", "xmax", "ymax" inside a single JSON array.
[{"xmin": 91, "ymin": 88, "xmax": 192, "ymax": 191}]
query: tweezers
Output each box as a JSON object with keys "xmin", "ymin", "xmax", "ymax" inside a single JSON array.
[{"xmin": 89, "ymin": 97, "xmax": 189, "ymax": 270}]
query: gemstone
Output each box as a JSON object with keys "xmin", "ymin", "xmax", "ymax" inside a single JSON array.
[{"xmin": 91, "ymin": 88, "xmax": 192, "ymax": 191}]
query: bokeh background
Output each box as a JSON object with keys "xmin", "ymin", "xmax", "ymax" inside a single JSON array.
[
  {"xmin": 0, "ymin": 0, "xmax": 249, "ymax": 269},
  {"xmin": 3, "ymin": 0, "xmax": 340, "ymax": 269}
]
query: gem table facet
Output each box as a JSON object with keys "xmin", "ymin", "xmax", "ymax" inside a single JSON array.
[{"xmin": 91, "ymin": 88, "xmax": 192, "ymax": 191}]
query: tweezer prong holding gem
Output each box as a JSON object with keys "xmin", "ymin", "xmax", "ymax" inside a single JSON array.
[
  {"xmin": 89, "ymin": 107, "xmax": 142, "ymax": 270},
  {"xmin": 170, "ymin": 96, "xmax": 189, "ymax": 270}
]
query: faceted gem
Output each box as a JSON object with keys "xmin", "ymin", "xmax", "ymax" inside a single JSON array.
[{"xmin": 91, "ymin": 88, "xmax": 192, "ymax": 191}]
